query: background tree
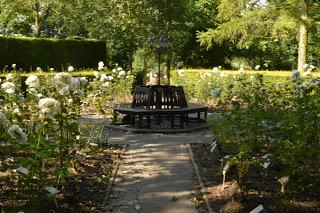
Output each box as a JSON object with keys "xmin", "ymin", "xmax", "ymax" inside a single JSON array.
[
  {"xmin": 3, "ymin": 0, "xmax": 319, "ymax": 72},
  {"xmin": 145, "ymin": 0, "xmax": 191, "ymax": 84},
  {"xmin": 198, "ymin": 0, "xmax": 320, "ymax": 73},
  {"xmin": 0, "ymin": 0, "xmax": 56, "ymax": 37}
]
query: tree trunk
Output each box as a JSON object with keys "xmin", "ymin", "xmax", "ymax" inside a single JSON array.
[
  {"xmin": 34, "ymin": 11, "xmax": 41, "ymax": 37},
  {"xmin": 32, "ymin": 0, "xmax": 41, "ymax": 37},
  {"xmin": 297, "ymin": 0, "xmax": 308, "ymax": 74},
  {"xmin": 128, "ymin": 34, "xmax": 134, "ymax": 73}
]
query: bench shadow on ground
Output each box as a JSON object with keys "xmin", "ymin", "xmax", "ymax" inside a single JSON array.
[{"xmin": 111, "ymin": 111, "xmax": 212, "ymax": 133}]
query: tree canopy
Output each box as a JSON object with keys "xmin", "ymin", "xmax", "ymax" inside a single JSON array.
[
  {"xmin": 1, "ymin": 0, "xmax": 320, "ymax": 71},
  {"xmin": 198, "ymin": 0, "xmax": 320, "ymax": 72}
]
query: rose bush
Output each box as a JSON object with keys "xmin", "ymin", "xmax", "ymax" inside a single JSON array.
[
  {"xmin": 209, "ymin": 73, "xmax": 320, "ymax": 199},
  {"xmin": 0, "ymin": 63, "xmax": 133, "ymax": 205}
]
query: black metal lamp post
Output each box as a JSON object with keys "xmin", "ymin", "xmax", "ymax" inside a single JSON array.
[{"xmin": 148, "ymin": 35, "xmax": 168, "ymax": 85}]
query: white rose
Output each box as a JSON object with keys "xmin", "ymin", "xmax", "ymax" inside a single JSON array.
[
  {"xmin": 38, "ymin": 98, "xmax": 60, "ymax": 118},
  {"xmin": 68, "ymin": 66, "xmax": 74, "ymax": 72},
  {"xmin": 238, "ymin": 67, "xmax": 244, "ymax": 73},
  {"xmin": 1, "ymin": 82, "xmax": 15, "ymax": 94},
  {"xmin": 100, "ymin": 74, "xmax": 108, "ymax": 81},
  {"xmin": 178, "ymin": 69, "xmax": 185, "ymax": 76},
  {"xmin": 98, "ymin": 61, "xmax": 104, "ymax": 67},
  {"xmin": 98, "ymin": 61, "xmax": 105, "ymax": 70},
  {"xmin": 79, "ymin": 77, "xmax": 88, "ymax": 85},
  {"xmin": 6, "ymin": 73, "xmax": 14, "ymax": 81},
  {"xmin": 103, "ymin": 82, "xmax": 110, "ymax": 87},
  {"xmin": 58, "ymin": 86, "xmax": 70, "ymax": 96},
  {"xmin": 25, "ymin": 75, "xmax": 40, "ymax": 88},
  {"xmin": 93, "ymin": 71, "xmax": 100, "ymax": 78},
  {"xmin": 204, "ymin": 72, "xmax": 212, "ymax": 77}
]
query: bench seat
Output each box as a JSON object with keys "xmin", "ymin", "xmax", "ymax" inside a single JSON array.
[{"xmin": 113, "ymin": 103, "xmax": 207, "ymax": 129}]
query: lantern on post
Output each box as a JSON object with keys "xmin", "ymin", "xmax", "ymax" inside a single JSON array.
[{"xmin": 148, "ymin": 35, "xmax": 168, "ymax": 85}]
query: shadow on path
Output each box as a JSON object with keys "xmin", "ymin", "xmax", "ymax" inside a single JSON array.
[{"xmin": 108, "ymin": 130, "xmax": 213, "ymax": 213}]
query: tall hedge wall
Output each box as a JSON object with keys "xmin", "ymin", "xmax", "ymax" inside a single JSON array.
[{"xmin": 0, "ymin": 36, "xmax": 106, "ymax": 71}]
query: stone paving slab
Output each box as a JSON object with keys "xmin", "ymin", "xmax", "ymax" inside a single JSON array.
[
  {"xmin": 110, "ymin": 142, "xmax": 198, "ymax": 213},
  {"xmin": 81, "ymin": 115, "xmax": 214, "ymax": 212}
]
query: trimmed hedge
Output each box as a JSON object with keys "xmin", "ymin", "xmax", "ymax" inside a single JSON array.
[{"xmin": 0, "ymin": 36, "xmax": 106, "ymax": 71}]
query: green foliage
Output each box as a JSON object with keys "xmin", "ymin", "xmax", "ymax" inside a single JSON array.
[
  {"xmin": 0, "ymin": 36, "xmax": 106, "ymax": 71},
  {"xmin": 172, "ymin": 69, "xmax": 320, "ymax": 199},
  {"xmin": 132, "ymin": 47, "xmax": 156, "ymax": 86},
  {"xmin": 197, "ymin": 0, "xmax": 320, "ymax": 70},
  {"xmin": 84, "ymin": 67, "xmax": 134, "ymax": 114},
  {"xmin": 2, "ymin": 0, "xmax": 320, "ymax": 70},
  {"xmin": 0, "ymin": 68, "xmax": 133, "ymax": 207},
  {"xmin": 0, "ymin": 71, "xmax": 83, "ymax": 193},
  {"xmin": 211, "ymin": 74, "xmax": 320, "ymax": 199}
]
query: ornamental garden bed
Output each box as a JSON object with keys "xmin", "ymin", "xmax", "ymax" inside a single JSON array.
[
  {"xmin": 0, "ymin": 126, "xmax": 123, "ymax": 213},
  {"xmin": 191, "ymin": 143, "xmax": 320, "ymax": 213}
]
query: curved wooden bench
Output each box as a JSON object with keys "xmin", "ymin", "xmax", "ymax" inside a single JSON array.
[{"xmin": 113, "ymin": 85, "xmax": 207, "ymax": 129}]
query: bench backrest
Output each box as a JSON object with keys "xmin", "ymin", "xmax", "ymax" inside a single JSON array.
[
  {"xmin": 132, "ymin": 86, "xmax": 188, "ymax": 109},
  {"xmin": 131, "ymin": 86, "xmax": 152, "ymax": 108}
]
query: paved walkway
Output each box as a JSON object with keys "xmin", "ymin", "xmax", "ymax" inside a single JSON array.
[{"xmin": 107, "ymin": 129, "xmax": 213, "ymax": 213}]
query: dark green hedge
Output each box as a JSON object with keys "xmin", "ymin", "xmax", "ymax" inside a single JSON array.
[{"xmin": 0, "ymin": 36, "xmax": 106, "ymax": 71}]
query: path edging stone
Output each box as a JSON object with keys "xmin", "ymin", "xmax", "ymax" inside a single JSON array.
[
  {"xmin": 187, "ymin": 144, "xmax": 214, "ymax": 213},
  {"xmin": 104, "ymin": 144, "xmax": 128, "ymax": 204}
]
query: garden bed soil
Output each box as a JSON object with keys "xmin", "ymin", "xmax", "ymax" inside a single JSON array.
[
  {"xmin": 0, "ymin": 143, "xmax": 123, "ymax": 213},
  {"xmin": 191, "ymin": 143, "xmax": 320, "ymax": 213}
]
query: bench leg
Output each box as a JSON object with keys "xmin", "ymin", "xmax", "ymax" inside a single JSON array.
[
  {"xmin": 138, "ymin": 115, "xmax": 143, "ymax": 128},
  {"xmin": 186, "ymin": 114, "xmax": 189, "ymax": 126},
  {"xmin": 197, "ymin": 111, "xmax": 201, "ymax": 122},
  {"xmin": 113, "ymin": 111, "xmax": 118, "ymax": 124},
  {"xmin": 158, "ymin": 113, "xmax": 162, "ymax": 123},
  {"xmin": 204, "ymin": 110, "xmax": 207, "ymax": 121},
  {"xmin": 155, "ymin": 113, "xmax": 161, "ymax": 124},
  {"xmin": 180, "ymin": 113, "xmax": 184, "ymax": 129},
  {"xmin": 171, "ymin": 114, "xmax": 175, "ymax": 129},
  {"xmin": 147, "ymin": 115, "xmax": 151, "ymax": 128},
  {"xmin": 132, "ymin": 114, "xmax": 135, "ymax": 126}
]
